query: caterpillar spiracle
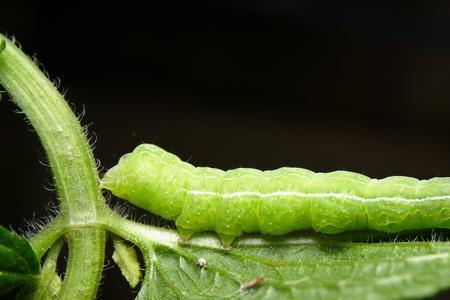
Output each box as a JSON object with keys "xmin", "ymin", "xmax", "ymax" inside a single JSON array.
[{"xmin": 101, "ymin": 144, "xmax": 450, "ymax": 248}]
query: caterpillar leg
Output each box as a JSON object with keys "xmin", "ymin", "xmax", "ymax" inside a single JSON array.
[
  {"xmin": 177, "ymin": 227, "xmax": 195, "ymax": 243},
  {"xmin": 218, "ymin": 233, "xmax": 236, "ymax": 250}
]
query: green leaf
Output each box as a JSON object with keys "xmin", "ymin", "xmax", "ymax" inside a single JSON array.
[
  {"xmin": 112, "ymin": 237, "xmax": 142, "ymax": 288},
  {"xmin": 0, "ymin": 38, "xmax": 5, "ymax": 55},
  {"xmin": 0, "ymin": 225, "xmax": 40, "ymax": 297},
  {"xmin": 134, "ymin": 231, "xmax": 450, "ymax": 300},
  {"xmin": 0, "ymin": 38, "xmax": 5, "ymax": 103}
]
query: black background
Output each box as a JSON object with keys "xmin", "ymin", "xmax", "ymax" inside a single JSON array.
[{"xmin": 2, "ymin": 2, "xmax": 450, "ymax": 299}]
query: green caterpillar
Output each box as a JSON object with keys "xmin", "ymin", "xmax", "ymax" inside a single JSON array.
[{"xmin": 101, "ymin": 144, "xmax": 450, "ymax": 247}]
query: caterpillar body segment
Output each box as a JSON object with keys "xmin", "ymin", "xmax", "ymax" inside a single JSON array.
[{"xmin": 102, "ymin": 144, "xmax": 450, "ymax": 247}]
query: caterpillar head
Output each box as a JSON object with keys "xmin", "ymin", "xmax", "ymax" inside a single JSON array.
[
  {"xmin": 102, "ymin": 144, "xmax": 173, "ymax": 193},
  {"xmin": 101, "ymin": 144, "xmax": 186, "ymax": 217}
]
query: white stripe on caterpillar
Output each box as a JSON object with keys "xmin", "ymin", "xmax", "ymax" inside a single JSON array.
[{"xmin": 187, "ymin": 190, "xmax": 450, "ymax": 203}]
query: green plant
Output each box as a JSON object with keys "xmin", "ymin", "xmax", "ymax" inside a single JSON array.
[{"xmin": 2, "ymin": 34, "xmax": 450, "ymax": 299}]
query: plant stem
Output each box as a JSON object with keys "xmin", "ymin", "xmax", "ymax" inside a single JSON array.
[
  {"xmin": 0, "ymin": 37, "xmax": 104, "ymax": 218},
  {"xmin": 102, "ymin": 210, "xmax": 224, "ymax": 250},
  {"xmin": 28, "ymin": 216, "xmax": 67, "ymax": 259},
  {"xmin": 58, "ymin": 228, "xmax": 105, "ymax": 299},
  {"xmin": 26, "ymin": 238, "xmax": 64, "ymax": 299},
  {"xmin": 0, "ymin": 35, "xmax": 105, "ymax": 299}
]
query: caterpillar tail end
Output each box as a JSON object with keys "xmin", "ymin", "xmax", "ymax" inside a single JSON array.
[
  {"xmin": 178, "ymin": 227, "xmax": 195, "ymax": 243},
  {"xmin": 218, "ymin": 233, "xmax": 236, "ymax": 250}
]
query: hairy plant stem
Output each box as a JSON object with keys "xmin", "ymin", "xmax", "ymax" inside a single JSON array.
[
  {"xmin": 0, "ymin": 35, "xmax": 105, "ymax": 299},
  {"xmin": 24, "ymin": 239, "xmax": 64, "ymax": 299},
  {"xmin": 28, "ymin": 216, "xmax": 67, "ymax": 259}
]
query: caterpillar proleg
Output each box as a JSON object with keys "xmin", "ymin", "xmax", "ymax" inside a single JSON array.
[{"xmin": 102, "ymin": 144, "xmax": 450, "ymax": 247}]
